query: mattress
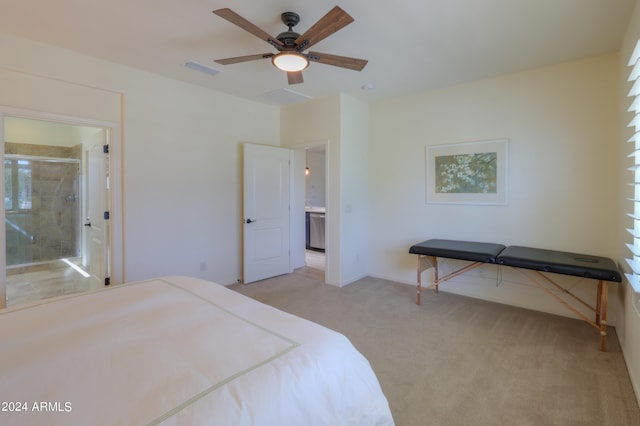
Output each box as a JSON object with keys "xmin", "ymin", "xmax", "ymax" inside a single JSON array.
[{"xmin": 0, "ymin": 276, "xmax": 393, "ymax": 426}]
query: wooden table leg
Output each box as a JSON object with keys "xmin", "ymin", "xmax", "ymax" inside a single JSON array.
[
  {"xmin": 595, "ymin": 280, "xmax": 602, "ymax": 326},
  {"xmin": 416, "ymin": 255, "xmax": 437, "ymax": 305},
  {"xmin": 416, "ymin": 256, "xmax": 422, "ymax": 305},
  {"xmin": 433, "ymin": 256, "xmax": 439, "ymax": 293},
  {"xmin": 599, "ymin": 280, "xmax": 608, "ymax": 352}
]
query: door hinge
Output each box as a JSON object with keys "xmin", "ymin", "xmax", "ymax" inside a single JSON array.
[
  {"xmin": 104, "ymin": 277, "xmax": 111, "ymax": 286},
  {"xmin": 104, "ymin": 211, "xmax": 110, "ymax": 220},
  {"xmin": 103, "ymin": 144, "xmax": 109, "ymax": 154}
]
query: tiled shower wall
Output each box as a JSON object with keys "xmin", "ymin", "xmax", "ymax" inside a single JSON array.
[{"xmin": 5, "ymin": 143, "xmax": 82, "ymax": 266}]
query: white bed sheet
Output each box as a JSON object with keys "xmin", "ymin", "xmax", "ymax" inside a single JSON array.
[{"xmin": 0, "ymin": 276, "xmax": 393, "ymax": 425}]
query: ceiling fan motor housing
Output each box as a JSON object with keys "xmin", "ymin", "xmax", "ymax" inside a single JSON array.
[
  {"xmin": 281, "ymin": 12, "xmax": 300, "ymax": 28},
  {"xmin": 276, "ymin": 31, "xmax": 300, "ymax": 48},
  {"xmin": 278, "ymin": 12, "xmax": 301, "ymax": 48}
]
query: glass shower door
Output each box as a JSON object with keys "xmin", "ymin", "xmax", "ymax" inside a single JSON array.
[{"xmin": 5, "ymin": 156, "xmax": 81, "ymax": 267}]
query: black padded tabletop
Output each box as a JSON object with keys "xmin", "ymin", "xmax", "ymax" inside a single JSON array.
[
  {"xmin": 497, "ymin": 245, "xmax": 622, "ymax": 282},
  {"xmin": 409, "ymin": 239, "xmax": 506, "ymax": 263}
]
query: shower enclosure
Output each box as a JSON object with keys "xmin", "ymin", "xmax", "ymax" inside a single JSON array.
[{"xmin": 4, "ymin": 155, "xmax": 81, "ymax": 266}]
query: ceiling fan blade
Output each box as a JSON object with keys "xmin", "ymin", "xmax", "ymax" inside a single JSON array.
[
  {"xmin": 294, "ymin": 6, "xmax": 354, "ymax": 51},
  {"xmin": 213, "ymin": 8, "xmax": 284, "ymax": 48},
  {"xmin": 307, "ymin": 51, "xmax": 368, "ymax": 71},
  {"xmin": 214, "ymin": 53, "xmax": 274, "ymax": 65},
  {"xmin": 287, "ymin": 71, "xmax": 304, "ymax": 85}
]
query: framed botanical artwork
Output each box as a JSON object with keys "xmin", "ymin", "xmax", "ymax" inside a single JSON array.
[{"xmin": 426, "ymin": 139, "xmax": 509, "ymax": 205}]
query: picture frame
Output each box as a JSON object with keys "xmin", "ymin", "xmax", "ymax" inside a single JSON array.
[{"xmin": 426, "ymin": 139, "xmax": 509, "ymax": 205}]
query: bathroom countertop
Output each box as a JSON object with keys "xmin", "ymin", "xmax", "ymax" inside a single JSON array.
[{"xmin": 305, "ymin": 207, "xmax": 326, "ymax": 213}]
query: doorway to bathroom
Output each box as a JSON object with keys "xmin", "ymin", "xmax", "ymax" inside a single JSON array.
[
  {"xmin": 3, "ymin": 115, "xmax": 108, "ymax": 307},
  {"xmin": 304, "ymin": 144, "xmax": 326, "ymax": 278}
]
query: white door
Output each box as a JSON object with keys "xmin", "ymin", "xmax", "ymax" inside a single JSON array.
[
  {"xmin": 243, "ymin": 143, "xmax": 290, "ymax": 283},
  {"xmin": 85, "ymin": 130, "xmax": 109, "ymax": 284}
]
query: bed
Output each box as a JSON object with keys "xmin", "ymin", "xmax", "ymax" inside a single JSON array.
[
  {"xmin": 409, "ymin": 239, "xmax": 622, "ymax": 351},
  {"xmin": 0, "ymin": 276, "xmax": 394, "ymax": 426}
]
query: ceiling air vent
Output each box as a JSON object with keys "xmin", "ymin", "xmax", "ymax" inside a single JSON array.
[{"xmin": 184, "ymin": 61, "xmax": 221, "ymax": 76}]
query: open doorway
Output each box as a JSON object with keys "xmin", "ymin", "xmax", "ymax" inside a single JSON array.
[
  {"xmin": 304, "ymin": 145, "xmax": 326, "ymax": 277},
  {"xmin": 3, "ymin": 115, "xmax": 109, "ymax": 307}
]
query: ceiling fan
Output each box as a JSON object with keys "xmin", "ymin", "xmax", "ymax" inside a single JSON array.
[{"xmin": 212, "ymin": 6, "xmax": 368, "ymax": 85}]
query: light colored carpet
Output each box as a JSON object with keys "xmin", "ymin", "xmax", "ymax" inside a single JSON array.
[{"xmin": 229, "ymin": 268, "xmax": 640, "ymax": 426}]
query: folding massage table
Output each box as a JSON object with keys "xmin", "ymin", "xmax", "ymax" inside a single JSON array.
[{"xmin": 408, "ymin": 239, "xmax": 622, "ymax": 351}]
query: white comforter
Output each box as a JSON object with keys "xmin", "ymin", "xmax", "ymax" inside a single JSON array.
[{"xmin": 0, "ymin": 276, "xmax": 393, "ymax": 425}]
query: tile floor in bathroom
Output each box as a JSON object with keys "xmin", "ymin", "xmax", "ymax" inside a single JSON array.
[{"xmin": 5, "ymin": 261, "xmax": 103, "ymax": 308}]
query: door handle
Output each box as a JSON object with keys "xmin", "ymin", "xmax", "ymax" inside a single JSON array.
[
  {"xmin": 245, "ymin": 218, "xmax": 255, "ymax": 224},
  {"xmin": 84, "ymin": 222, "xmax": 92, "ymax": 227}
]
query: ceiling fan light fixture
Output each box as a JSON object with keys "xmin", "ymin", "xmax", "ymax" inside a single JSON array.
[{"xmin": 272, "ymin": 52, "xmax": 309, "ymax": 72}]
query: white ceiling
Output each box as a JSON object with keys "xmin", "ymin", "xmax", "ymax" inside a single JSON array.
[{"xmin": 0, "ymin": 0, "xmax": 635, "ymax": 105}]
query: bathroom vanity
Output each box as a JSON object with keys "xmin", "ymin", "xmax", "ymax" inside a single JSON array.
[{"xmin": 305, "ymin": 207, "xmax": 325, "ymax": 252}]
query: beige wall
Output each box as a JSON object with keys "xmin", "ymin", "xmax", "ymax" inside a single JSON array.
[
  {"xmin": 4, "ymin": 117, "xmax": 98, "ymax": 147},
  {"xmin": 0, "ymin": 33, "xmax": 280, "ymax": 286},
  {"xmin": 338, "ymin": 94, "xmax": 369, "ymax": 284}
]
